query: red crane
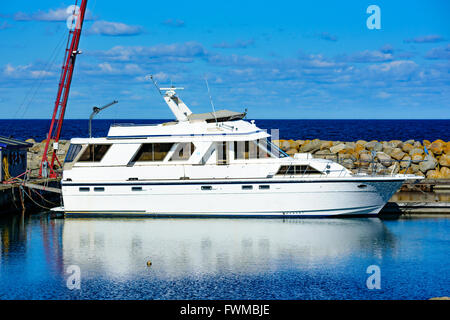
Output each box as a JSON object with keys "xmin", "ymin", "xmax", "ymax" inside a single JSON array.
[{"xmin": 39, "ymin": 0, "xmax": 88, "ymax": 178}]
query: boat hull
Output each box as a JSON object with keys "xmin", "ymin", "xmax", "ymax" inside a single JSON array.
[{"xmin": 61, "ymin": 178, "xmax": 405, "ymax": 217}]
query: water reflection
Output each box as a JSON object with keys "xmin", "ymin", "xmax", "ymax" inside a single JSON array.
[
  {"xmin": 0, "ymin": 213, "xmax": 64, "ymax": 278},
  {"xmin": 60, "ymin": 218, "xmax": 396, "ymax": 280}
]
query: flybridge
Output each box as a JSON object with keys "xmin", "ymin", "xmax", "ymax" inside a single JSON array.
[
  {"xmin": 104, "ymin": 120, "xmax": 270, "ymax": 142},
  {"xmin": 150, "ymin": 75, "xmax": 246, "ymax": 123},
  {"xmin": 100, "ymin": 81, "xmax": 255, "ymax": 141}
]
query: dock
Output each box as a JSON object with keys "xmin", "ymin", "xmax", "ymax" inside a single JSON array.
[{"xmin": 0, "ymin": 178, "xmax": 61, "ymax": 215}]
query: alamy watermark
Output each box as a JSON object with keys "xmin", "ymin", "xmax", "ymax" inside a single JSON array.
[
  {"xmin": 66, "ymin": 265, "xmax": 81, "ymax": 290},
  {"xmin": 366, "ymin": 5, "xmax": 381, "ymax": 30},
  {"xmin": 366, "ymin": 265, "xmax": 381, "ymax": 290},
  {"xmin": 66, "ymin": 5, "xmax": 82, "ymax": 30}
]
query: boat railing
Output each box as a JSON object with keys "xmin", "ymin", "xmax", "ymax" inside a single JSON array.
[{"xmin": 311, "ymin": 152, "xmax": 426, "ymax": 177}]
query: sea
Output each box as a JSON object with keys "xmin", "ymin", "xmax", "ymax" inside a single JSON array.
[
  {"xmin": 0, "ymin": 118, "xmax": 449, "ymax": 300},
  {"xmin": 0, "ymin": 119, "xmax": 449, "ymax": 142},
  {"xmin": 0, "ymin": 214, "xmax": 449, "ymax": 300}
]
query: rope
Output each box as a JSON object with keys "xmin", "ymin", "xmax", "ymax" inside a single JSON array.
[
  {"xmin": 20, "ymin": 186, "xmax": 52, "ymax": 211},
  {"xmin": 13, "ymin": 29, "xmax": 69, "ymax": 120},
  {"xmin": 2, "ymin": 156, "xmax": 11, "ymax": 180},
  {"xmin": 29, "ymin": 186, "xmax": 60, "ymax": 207}
]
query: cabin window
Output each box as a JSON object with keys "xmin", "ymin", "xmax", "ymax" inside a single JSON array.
[
  {"xmin": 259, "ymin": 185, "xmax": 270, "ymax": 190},
  {"xmin": 131, "ymin": 143, "xmax": 174, "ymax": 162},
  {"xmin": 132, "ymin": 186, "xmax": 143, "ymax": 191},
  {"xmin": 65, "ymin": 144, "xmax": 82, "ymax": 163},
  {"xmin": 79, "ymin": 187, "xmax": 90, "ymax": 192},
  {"xmin": 170, "ymin": 143, "xmax": 196, "ymax": 161},
  {"xmin": 276, "ymin": 165, "xmax": 322, "ymax": 175},
  {"xmin": 242, "ymin": 185, "xmax": 253, "ymax": 190},
  {"xmin": 234, "ymin": 140, "xmax": 269, "ymax": 159},
  {"xmin": 94, "ymin": 187, "xmax": 105, "ymax": 192},
  {"xmin": 234, "ymin": 141, "xmax": 250, "ymax": 160},
  {"xmin": 216, "ymin": 141, "xmax": 229, "ymax": 165},
  {"xmin": 78, "ymin": 144, "xmax": 111, "ymax": 162},
  {"xmin": 201, "ymin": 186, "xmax": 212, "ymax": 191}
]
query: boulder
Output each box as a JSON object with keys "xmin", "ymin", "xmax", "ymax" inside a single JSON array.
[
  {"xmin": 364, "ymin": 141, "xmax": 383, "ymax": 152},
  {"xmin": 415, "ymin": 171, "xmax": 425, "ymax": 177},
  {"xmin": 356, "ymin": 140, "xmax": 367, "ymax": 146},
  {"xmin": 315, "ymin": 149, "xmax": 331, "ymax": 156},
  {"xmin": 382, "ymin": 141, "xmax": 396, "ymax": 149},
  {"xmin": 300, "ymin": 139, "xmax": 322, "ymax": 153},
  {"xmin": 389, "ymin": 140, "xmax": 403, "ymax": 148},
  {"xmin": 444, "ymin": 142, "xmax": 450, "ymax": 155},
  {"xmin": 404, "ymin": 139, "xmax": 415, "ymax": 145},
  {"xmin": 391, "ymin": 148, "xmax": 406, "ymax": 161},
  {"xmin": 400, "ymin": 167, "xmax": 414, "ymax": 175},
  {"xmin": 345, "ymin": 142, "xmax": 356, "ymax": 150},
  {"xmin": 400, "ymin": 154, "xmax": 411, "ymax": 168},
  {"xmin": 295, "ymin": 140, "xmax": 305, "ymax": 148},
  {"xmin": 439, "ymin": 154, "xmax": 450, "ymax": 167},
  {"xmin": 440, "ymin": 166, "xmax": 450, "ymax": 179},
  {"xmin": 278, "ymin": 140, "xmax": 291, "ymax": 151},
  {"xmin": 359, "ymin": 152, "xmax": 372, "ymax": 166},
  {"xmin": 286, "ymin": 148, "xmax": 298, "ymax": 156},
  {"xmin": 402, "ymin": 143, "xmax": 414, "ymax": 153},
  {"xmin": 330, "ymin": 143, "xmax": 347, "ymax": 154},
  {"xmin": 419, "ymin": 155, "xmax": 437, "ymax": 173},
  {"xmin": 409, "ymin": 147, "xmax": 424, "ymax": 156},
  {"xmin": 288, "ymin": 139, "xmax": 300, "ymax": 150},
  {"xmin": 413, "ymin": 141, "xmax": 422, "ymax": 148},
  {"xmin": 388, "ymin": 163, "xmax": 400, "ymax": 174},
  {"xmin": 341, "ymin": 158, "xmax": 354, "ymax": 169},
  {"xmin": 382, "ymin": 146, "xmax": 394, "ymax": 156},
  {"xmin": 429, "ymin": 139, "xmax": 445, "ymax": 155},
  {"xmin": 411, "ymin": 153, "xmax": 424, "ymax": 164},
  {"xmin": 376, "ymin": 152, "xmax": 393, "ymax": 167},
  {"xmin": 426, "ymin": 170, "xmax": 441, "ymax": 179},
  {"xmin": 355, "ymin": 144, "xmax": 366, "ymax": 154},
  {"xmin": 411, "ymin": 164, "xmax": 420, "ymax": 173},
  {"xmin": 320, "ymin": 141, "xmax": 333, "ymax": 150}
]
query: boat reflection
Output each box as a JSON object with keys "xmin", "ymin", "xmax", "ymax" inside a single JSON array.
[{"xmin": 62, "ymin": 218, "xmax": 396, "ymax": 279}]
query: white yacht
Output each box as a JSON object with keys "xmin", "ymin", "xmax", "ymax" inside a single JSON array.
[{"xmin": 59, "ymin": 86, "xmax": 418, "ymax": 217}]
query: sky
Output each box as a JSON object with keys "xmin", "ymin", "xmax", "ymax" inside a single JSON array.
[{"xmin": 0, "ymin": 0, "xmax": 449, "ymax": 119}]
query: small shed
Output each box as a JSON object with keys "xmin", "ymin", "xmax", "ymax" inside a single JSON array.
[{"xmin": 0, "ymin": 136, "xmax": 33, "ymax": 181}]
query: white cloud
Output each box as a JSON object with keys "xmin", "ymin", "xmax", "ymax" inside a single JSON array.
[
  {"xmin": 88, "ymin": 20, "xmax": 143, "ymax": 36},
  {"xmin": 2, "ymin": 63, "xmax": 55, "ymax": 79},
  {"xmin": 14, "ymin": 7, "xmax": 94, "ymax": 22},
  {"xmin": 92, "ymin": 42, "xmax": 207, "ymax": 62}
]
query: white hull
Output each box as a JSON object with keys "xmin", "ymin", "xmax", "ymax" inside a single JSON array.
[{"xmin": 61, "ymin": 177, "xmax": 404, "ymax": 217}]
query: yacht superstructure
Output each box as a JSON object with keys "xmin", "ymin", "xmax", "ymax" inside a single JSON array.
[{"xmin": 59, "ymin": 86, "xmax": 418, "ymax": 217}]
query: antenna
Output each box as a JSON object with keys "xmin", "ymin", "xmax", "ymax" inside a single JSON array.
[
  {"xmin": 204, "ymin": 76, "xmax": 218, "ymax": 125},
  {"xmin": 146, "ymin": 75, "xmax": 162, "ymax": 96},
  {"xmin": 89, "ymin": 100, "xmax": 118, "ymax": 138}
]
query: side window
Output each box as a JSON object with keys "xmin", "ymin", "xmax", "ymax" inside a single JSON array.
[
  {"xmin": 170, "ymin": 143, "xmax": 196, "ymax": 161},
  {"xmin": 234, "ymin": 141, "xmax": 261, "ymax": 160},
  {"xmin": 64, "ymin": 144, "xmax": 82, "ymax": 163},
  {"xmin": 276, "ymin": 165, "xmax": 322, "ymax": 175},
  {"xmin": 216, "ymin": 141, "xmax": 229, "ymax": 165},
  {"xmin": 132, "ymin": 143, "xmax": 174, "ymax": 162},
  {"xmin": 78, "ymin": 144, "xmax": 111, "ymax": 162}
]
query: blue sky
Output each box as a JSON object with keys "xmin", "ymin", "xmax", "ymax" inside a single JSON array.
[{"xmin": 0, "ymin": 0, "xmax": 449, "ymax": 119}]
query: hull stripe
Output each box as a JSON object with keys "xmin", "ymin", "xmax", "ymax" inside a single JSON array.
[{"xmin": 62, "ymin": 179, "xmax": 405, "ymax": 187}]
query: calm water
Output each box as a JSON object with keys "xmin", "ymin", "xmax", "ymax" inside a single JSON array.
[
  {"xmin": 0, "ymin": 119, "xmax": 449, "ymax": 142},
  {"xmin": 0, "ymin": 212, "xmax": 449, "ymax": 300}
]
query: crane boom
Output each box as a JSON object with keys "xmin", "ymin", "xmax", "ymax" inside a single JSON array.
[{"xmin": 39, "ymin": 0, "xmax": 88, "ymax": 178}]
